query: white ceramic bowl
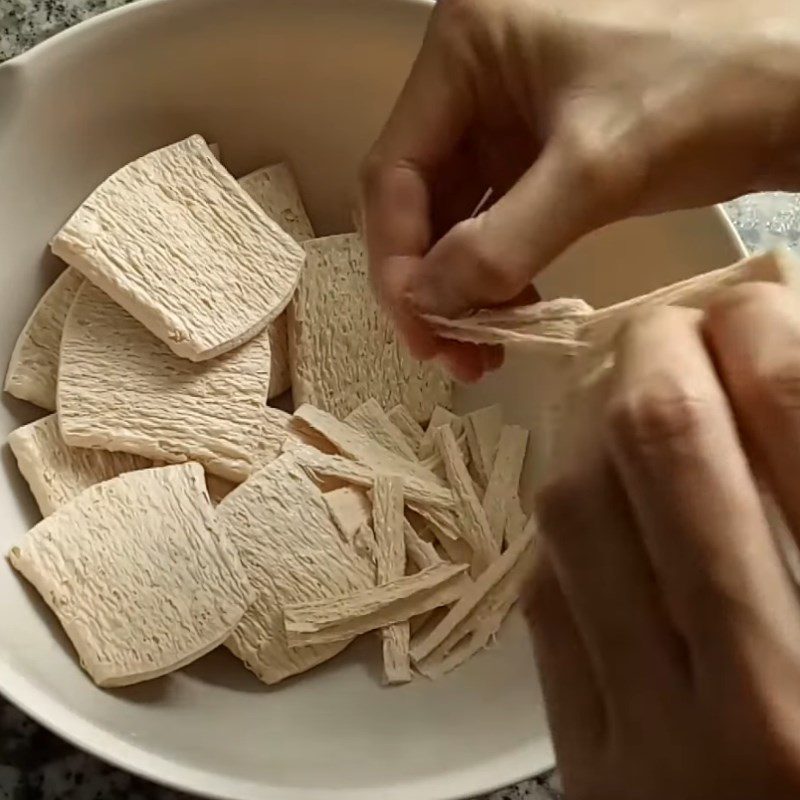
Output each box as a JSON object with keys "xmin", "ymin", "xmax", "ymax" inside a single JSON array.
[{"xmin": 0, "ymin": 1, "xmax": 745, "ymax": 798}]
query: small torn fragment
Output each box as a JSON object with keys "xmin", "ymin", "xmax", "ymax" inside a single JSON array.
[
  {"xmin": 464, "ymin": 405, "xmax": 503, "ymax": 488},
  {"xmin": 434, "ymin": 426, "xmax": 498, "ymax": 575},
  {"xmin": 373, "ymin": 475, "xmax": 411, "ymax": 684},
  {"xmin": 418, "ymin": 406, "xmax": 463, "ymax": 461},
  {"xmin": 387, "ymin": 405, "xmax": 425, "ymax": 452},
  {"xmin": 283, "ymin": 563, "xmax": 469, "ymax": 647},
  {"xmin": 482, "ymin": 425, "xmax": 529, "ymax": 548},
  {"xmin": 324, "ymin": 486, "xmax": 372, "ymax": 542},
  {"xmin": 346, "ymin": 398, "xmax": 419, "ymax": 461},
  {"xmin": 404, "ymin": 519, "xmax": 443, "ymax": 572}
]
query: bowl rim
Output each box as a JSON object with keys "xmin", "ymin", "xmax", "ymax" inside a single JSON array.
[{"xmin": 0, "ymin": 0, "xmax": 747, "ymax": 797}]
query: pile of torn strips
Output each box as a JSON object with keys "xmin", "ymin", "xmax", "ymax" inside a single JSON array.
[{"xmin": 2, "ymin": 135, "xmax": 536, "ymax": 688}]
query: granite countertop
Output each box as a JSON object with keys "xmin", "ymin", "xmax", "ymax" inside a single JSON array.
[{"xmin": 1, "ymin": 3, "xmax": 799, "ymax": 800}]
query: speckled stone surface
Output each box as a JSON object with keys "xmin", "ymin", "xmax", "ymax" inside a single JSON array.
[{"xmin": 1, "ymin": 3, "xmax": 799, "ymax": 800}]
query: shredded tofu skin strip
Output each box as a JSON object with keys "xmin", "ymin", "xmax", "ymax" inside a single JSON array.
[
  {"xmin": 404, "ymin": 518, "xmax": 443, "ymax": 571},
  {"xmin": 410, "ymin": 519, "xmax": 536, "ymax": 662},
  {"xmin": 418, "ymin": 406, "xmax": 463, "ymax": 460},
  {"xmin": 284, "ymin": 563, "xmax": 469, "ymax": 647},
  {"xmin": 345, "ymin": 398, "xmax": 419, "ymax": 461},
  {"xmin": 373, "ymin": 475, "xmax": 411, "ymax": 684},
  {"xmin": 504, "ymin": 495, "xmax": 528, "ymax": 548},
  {"xmin": 482, "ymin": 425, "xmax": 529, "ymax": 548},
  {"xmin": 387, "ymin": 405, "xmax": 425, "ymax": 452},
  {"xmin": 434, "ymin": 426, "xmax": 498, "ymax": 575},
  {"xmin": 464, "ymin": 405, "xmax": 503, "ymax": 487}
]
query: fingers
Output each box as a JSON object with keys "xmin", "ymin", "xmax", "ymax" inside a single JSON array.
[
  {"xmin": 537, "ymin": 440, "xmax": 688, "ymax": 715},
  {"xmin": 606, "ymin": 306, "xmax": 798, "ymax": 661},
  {"xmin": 526, "ymin": 548, "xmax": 607, "ymax": 761},
  {"xmin": 703, "ymin": 283, "xmax": 800, "ymax": 540},
  {"xmin": 360, "ymin": 7, "xmax": 475, "ymax": 359}
]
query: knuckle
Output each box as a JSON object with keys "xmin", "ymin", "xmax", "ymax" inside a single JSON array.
[{"xmin": 606, "ymin": 381, "xmax": 715, "ymax": 454}]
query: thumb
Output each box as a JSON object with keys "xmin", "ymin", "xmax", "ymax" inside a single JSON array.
[{"xmin": 408, "ymin": 136, "xmax": 620, "ymax": 318}]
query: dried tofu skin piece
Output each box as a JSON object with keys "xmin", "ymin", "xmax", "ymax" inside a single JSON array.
[
  {"xmin": 218, "ymin": 454, "xmax": 374, "ymax": 685},
  {"xmin": 464, "ymin": 405, "xmax": 503, "ymax": 488},
  {"xmin": 238, "ymin": 162, "xmax": 315, "ymax": 243},
  {"xmin": 58, "ymin": 283, "xmax": 270, "ymax": 482},
  {"xmin": 288, "ymin": 233, "xmax": 451, "ymax": 422},
  {"xmin": 324, "ymin": 486, "xmax": 372, "ymax": 542},
  {"xmin": 404, "ymin": 518, "xmax": 443, "ymax": 571},
  {"xmin": 7, "ymin": 463, "xmax": 254, "ymax": 687},
  {"xmin": 387, "ymin": 405, "xmax": 425, "ymax": 452},
  {"xmin": 504, "ymin": 495, "xmax": 528, "ymax": 548},
  {"xmin": 239, "ymin": 162, "xmax": 314, "ymax": 398},
  {"xmin": 418, "ymin": 406, "xmax": 463, "ymax": 460},
  {"xmin": 51, "ymin": 135, "xmax": 305, "ymax": 361},
  {"xmin": 284, "ymin": 563, "xmax": 469, "ymax": 647},
  {"xmin": 434, "ymin": 426, "xmax": 498, "ymax": 575},
  {"xmin": 346, "ymin": 399, "xmax": 418, "ymax": 461},
  {"xmin": 411, "ymin": 521, "xmax": 536, "ymax": 665},
  {"xmin": 482, "ymin": 425, "xmax": 529, "ymax": 548},
  {"xmin": 293, "ymin": 444, "xmax": 453, "ymax": 512},
  {"xmin": 8, "ymin": 413, "xmax": 151, "ymax": 516},
  {"xmin": 373, "ymin": 475, "xmax": 410, "ymax": 683},
  {"xmin": 4, "ymin": 267, "xmax": 83, "ymax": 411},
  {"xmin": 294, "ymin": 404, "xmax": 448, "ymax": 497}
]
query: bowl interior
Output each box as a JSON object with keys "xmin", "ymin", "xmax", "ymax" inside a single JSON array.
[{"xmin": 0, "ymin": 1, "xmax": 744, "ymax": 798}]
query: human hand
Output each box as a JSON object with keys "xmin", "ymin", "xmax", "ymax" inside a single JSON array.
[
  {"xmin": 529, "ymin": 283, "xmax": 800, "ymax": 800},
  {"xmin": 361, "ymin": 0, "xmax": 800, "ymax": 380}
]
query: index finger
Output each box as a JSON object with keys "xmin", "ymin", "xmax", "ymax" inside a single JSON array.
[{"xmin": 359, "ymin": 8, "xmax": 474, "ymax": 358}]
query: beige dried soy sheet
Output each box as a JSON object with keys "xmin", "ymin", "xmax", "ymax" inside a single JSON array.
[
  {"xmin": 434, "ymin": 426, "xmax": 498, "ymax": 575},
  {"xmin": 504, "ymin": 495, "xmax": 528, "ymax": 548},
  {"xmin": 464, "ymin": 405, "xmax": 503, "ymax": 488},
  {"xmin": 345, "ymin": 398, "xmax": 418, "ymax": 461},
  {"xmin": 373, "ymin": 475, "xmax": 410, "ymax": 683},
  {"xmin": 482, "ymin": 425, "xmax": 530, "ymax": 547},
  {"xmin": 288, "ymin": 233, "xmax": 451, "ymax": 422},
  {"xmin": 284, "ymin": 563, "xmax": 469, "ymax": 648},
  {"xmin": 7, "ymin": 463, "xmax": 254, "ymax": 687},
  {"xmin": 8, "ymin": 413, "xmax": 151, "ymax": 517},
  {"xmin": 4, "ymin": 267, "xmax": 83, "ymax": 411},
  {"xmin": 238, "ymin": 162, "xmax": 315, "ymax": 243},
  {"xmin": 324, "ymin": 486, "xmax": 372, "ymax": 542},
  {"xmin": 291, "ymin": 444, "xmax": 454, "ymax": 510},
  {"xmin": 411, "ymin": 521, "xmax": 536, "ymax": 665},
  {"xmin": 58, "ymin": 283, "xmax": 270, "ymax": 482},
  {"xmin": 404, "ymin": 518, "xmax": 443, "ymax": 571},
  {"xmin": 239, "ymin": 162, "xmax": 315, "ymax": 399},
  {"xmin": 387, "ymin": 404, "xmax": 425, "ymax": 452},
  {"xmin": 51, "ymin": 135, "xmax": 305, "ymax": 362},
  {"xmin": 418, "ymin": 406, "xmax": 463, "ymax": 461},
  {"xmin": 217, "ymin": 454, "xmax": 374, "ymax": 685}
]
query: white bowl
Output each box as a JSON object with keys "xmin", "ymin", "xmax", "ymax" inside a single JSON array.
[{"xmin": 0, "ymin": 1, "xmax": 745, "ymax": 798}]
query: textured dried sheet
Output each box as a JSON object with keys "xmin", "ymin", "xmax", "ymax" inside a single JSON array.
[
  {"xmin": 411, "ymin": 522, "xmax": 536, "ymax": 663},
  {"xmin": 373, "ymin": 475, "xmax": 410, "ymax": 683},
  {"xmin": 238, "ymin": 162, "xmax": 315, "ymax": 243},
  {"xmin": 284, "ymin": 563, "xmax": 469, "ymax": 647},
  {"xmin": 291, "ymin": 444, "xmax": 454, "ymax": 510},
  {"xmin": 8, "ymin": 414, "xmax": 151, "ymax": 517},
  {"xmin": 58, "ymin": 282, "xmax": 271, "ymax": 481},
  {"xmin": 435, "ymin": 426, "xmax": 498, "ymax": 575},
  {"xmin": 4, "ymin": 268, "xmax": 83, "ymax": 410},
  {"xmin": 418, "ymin": 406, "xmax": 463, "ymax": 460},
  {"xmin": 504, "ymin": 496, "xmax": 528, "ymax": 548},
  {"xmin": 51, "ymin": 135, "xmax": 305, "ymax": 361},
  {"xmin": 294, "ymin": 404, "xmax": 447, "ymax": 497},
  {"xmin": 464, "ymin": 405, "xmax": 504, "ymax": 487},
  {"xmin": 324, "ymin": 486, "xmax": 372, "ymax": 542},
  {"xmin": 248, "ymin": 406, "xmax": 300, "ymax": 473},
  {"xmin": 288, "ymin": 234, "xmax": 451, "ymax": 421},
  {"xmin": 8, "ymin": 414, "xmax": 153, "ymax": 517},
  {"xmin": 239, "ymin": 162, "xmax": 314, "ymax": 398},
  {"xmin": 346, "ymin": 399, "xmax": 418, "ymax": 461},
  {"xmin": 218, "ymin": 454, "xmax": 373, "ymax": 684},
  {"xmin": 404, "ymin": 518, "xmax": 443, "ymax": 571},
  {"xmin": 8, "ymin": 463, "xmax": 254, "ymax": 687},
  {"xmin": 387, "ymin": 405, "xmax": 425, "ymax": 452},
  {"xmin": 483, "ymin": 426, "xmax": 529, "ymax": 547}
]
